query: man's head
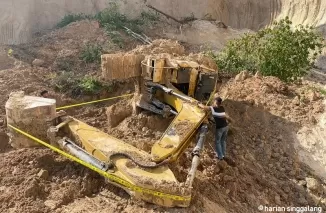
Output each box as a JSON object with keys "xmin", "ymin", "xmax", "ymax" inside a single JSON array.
[
  {"xmin": 40, "ymin": 90, "xmax": 49, "ymax": 98},
  {"xmin": 214, "ymin": 97, "xmax": 222, "ymax": 106}
]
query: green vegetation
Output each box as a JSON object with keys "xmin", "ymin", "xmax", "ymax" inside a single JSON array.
[
  {"xmin": 209, "ymin": 17, "xmax": 324, "ymax": 82},
  {"xmin": 95, "ymin": 3, "xmax": 159, "ymax": 47},
  {"xmin": 56, "ymin": 14, "xmax": 92, "ymax": 28},
  {"xmin": 78, "ymin": 77, "xmax": 103, "ymax": 94},
  {"xmin": 95, "ymin": 3, "xmax": 143, "ymax": 33},
  {"xmin": 53, "ymin": 72, "xmax": 78, "ymax": 94},
  {"xmin": 319, "ymin": 88, "xmax": 326, "ymax": 96},
  {"xmin": 80, "ymin": 44, "xmax": 103, "ymax": 63},
  {"xmin": 308, "ymin": 85, "xmax": 326, "ymax": 96},
  {"xmin": 56, "ymin": 3, "xmax": 159, "ymax": 48},
  {"xmin": 53, "ymin": 72, "xmax": 114, "ymax": 97}
]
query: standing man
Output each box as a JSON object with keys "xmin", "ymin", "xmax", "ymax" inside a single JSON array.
[{"xmin": 198, "ymin": 97, "xmax": 232, "ymax": 163}]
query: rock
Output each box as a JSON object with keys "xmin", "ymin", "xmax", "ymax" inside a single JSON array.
[
  {"xmin": 37, "ymin": 169, "xmax": 49, "ymax": 180},
  {"xmin": 235, "ymin": 70, "xmax": 249, "ymax": 81},
  {"xmin": 292, "ymin": 96, "xmax": 300, "ymax": 106},
  {"xmin": 217, "ymin": 160, "xmax": 228, "ymax": 170},
  {"xmin": 306, "ymin": 177, "xmax": 322, "ymax": 194},
  {"xmin": 283, "ymin": 186, "xmax": 291, "ymax": 193},
  {"xmin": 298, "ymin": 180, "xmax": 307, "ymax": 187},
  {"xmin": 321, "ymin": 198, "xmax": 326, "ymax": 205},
  {"xmin": 261, "ymin": 85, "xmax": 272, "ymax": 93},
  {"xmin": 12, "ymin": 167, "xmax": 19, "ymax": 175},
  {"xmin": 32, "ymin": 59, "xmax": 45, "ymax": 67},
  {"xmin": 255, "ymin": 71, "xmax": 262, "ymax": 78},
  {"xmin": 275, "ymin": 194, "xmax": 281, "ymax": 205},
  {"xmin": 309, "ymin": 193, "xmax": 322, "ymax": 203},
  {"xmin": 309, "ymin": 115, "xmax": 317, "ymax": 124},
  {"xmin": 308, "ymin": 91, "xmax": 319, "ymax": 102},
  {"xmin": 44, "ymin": 200, "xmax": 59, "ymax": 210}
]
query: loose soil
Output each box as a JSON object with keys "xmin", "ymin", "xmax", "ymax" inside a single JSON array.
[{"xmin": 0, "ymin": 18, "xmax": 325, "ymax": 213}]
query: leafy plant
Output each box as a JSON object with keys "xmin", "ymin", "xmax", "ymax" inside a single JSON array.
[
  {"xmin": 210, "ymin": 17, "xmax": 325, "ymax": 82},
  {"xmin": 53, "ymin": 72, "xmax": 114, "ymax": 97},
  {"xmin": 53, "ymin": 72, "xmax": 79, "ymax": 93},
  {"xmin": 56, "ymin": 14, "xmax": 91, "ymax": 28},
  {"xmin": 80, "ymin": 44, "xmax": 103, "ymax": 63},
  {"xmin": 78, "ymin": 77, "xmax": 103, "ymax": 94}
]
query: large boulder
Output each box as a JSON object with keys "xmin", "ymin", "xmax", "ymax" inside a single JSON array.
[{"xmin": 5, "ymin": 91, "xmax": 56, "ymax": 148}]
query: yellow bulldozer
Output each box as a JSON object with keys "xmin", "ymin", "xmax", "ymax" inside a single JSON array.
[{"xmin": 6, "ymin": 53, "xmax": 219, "ymax": 207}]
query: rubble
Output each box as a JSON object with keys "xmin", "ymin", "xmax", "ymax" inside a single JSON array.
[
  {"xmin": 32, "ymin": 59, "xmax": 45, "ymax": 67},
  {"xmin": 37, "ymin": 169, "xmax": 49, "ymax": 180}
]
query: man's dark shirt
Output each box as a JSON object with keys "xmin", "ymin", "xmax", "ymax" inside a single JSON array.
[{"xmin": 210, "ymin": 106, "xmax": 228, "ymax": 129}]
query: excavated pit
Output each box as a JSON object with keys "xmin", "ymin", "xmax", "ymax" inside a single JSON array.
[{"xmin": 0, "ymin": 2, "xmax": 326, "ymax": 212}]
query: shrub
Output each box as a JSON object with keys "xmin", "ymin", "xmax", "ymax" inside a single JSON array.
[
  {"xmin": 211, "ymin": 17, "xmax": 325, "ymax": 82},
  {"xmin": 53, "ymin": 72, "xmax": 114, "ymax": 97},
  {"xmin": 95, "ymin": 2, "xmax": 143, "ymax": 33},
  {"xmin": 80, "ymin": 44, "xmax": 103, "ymax": 63},
  {"xmin": 78, "ymin": 77, "xmax": 103, "ymax": 94},
  {"xmin": 53, "ymin": 72, "xmax": 79, "ymax": 93}
]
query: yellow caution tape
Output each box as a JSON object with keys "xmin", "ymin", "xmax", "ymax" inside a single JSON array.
[
  {"xmin": 8, "ymin": 124, "xmax": 191, "ymax": 202},
  {"xmin": 56, "ymin": 94, "xmax": 134, "ymax": 111}
]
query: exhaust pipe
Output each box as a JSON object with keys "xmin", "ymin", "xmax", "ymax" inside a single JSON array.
[
  {"xmin": 58, "ymin": 138, "xmax": 110, "ymax": 171},
  {"xmin": 185, "ymin": 124, "xmax": 208, "ymax": 187}
]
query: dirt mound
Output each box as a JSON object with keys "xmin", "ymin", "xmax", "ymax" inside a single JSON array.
[
  {"xmin": 0, "ymin": 148, "xmax": 104, "ymax": 213},
  {"xmin": 0, "ymin": 48, "xmax": 15, "ymax": 71},
  {"xmin": 0, "ymin": 11, "xmax": 326, "ymax": 213},
  {"xmin": 219, "ymin": 74, "xmax": 325, "ymax": 125},
  {"xmin": 9, "ymin": 20, "xmax": 107, "ymax": 73},
  {"xmin": 129, "ymin": 39, "xmax": 185, "ymax": 55},
  {"xmin": 164, "ymin": 20, "xmax": 250, "ymax": 51},
  {"xmin": 108, "ymin": 105, "xmax": 174, "ymax": 152}
]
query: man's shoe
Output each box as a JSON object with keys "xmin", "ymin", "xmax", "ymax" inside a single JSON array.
[{"xmin": 223, "ymin": 157, "xmax": 236, "ymax": 167}]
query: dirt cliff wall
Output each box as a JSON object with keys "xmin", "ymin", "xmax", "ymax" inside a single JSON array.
[{"xmin": 0, "ymin": 0, "xmax": 326, "ymax": 44}]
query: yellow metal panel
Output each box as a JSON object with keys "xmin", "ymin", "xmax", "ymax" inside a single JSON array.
[
  {"xmin": 151, "ymin": 92, "xmax": 206, "ymax": 162},
  {"xmin": 188, "ymin": 68, "xmax": 199, "ymax": 97},
  {"xmin": 67, "ymin": 120, "xmax": 180, "ymax": 185},
  {"xmin": 175, "ymin": 60, "xmax": 199, "ymax": 68},
  {"xmin": 153, "ymin": 58, "xmax": 165, "ymax": 83},
  {"xmin": 171, "ymin": 69, "xmax": 178, "ymax": 83}
]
